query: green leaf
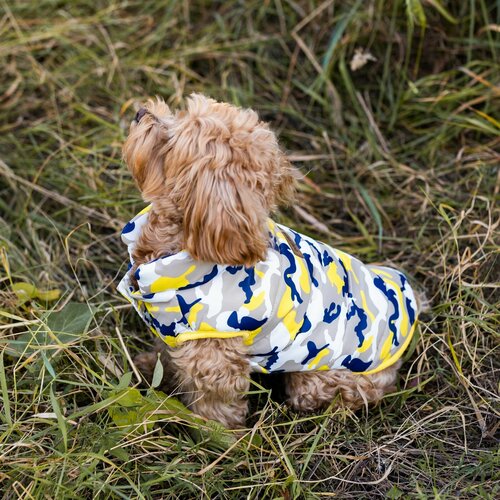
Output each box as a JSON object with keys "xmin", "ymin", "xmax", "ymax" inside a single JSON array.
[
  {"xmin": 0, "ymin": 351, "xmax": 12, "ymax": 426},
  {"xmin": 114, "ymin": 388, "xmax": 144, "ymax": 407},
  {"xmin": 202, "ymin": 419, "xmax": 239, "ymax": 449},
  {"xmin": 41, "ymin": 351, "xmax": 56, "ymax": 378},
  {"xmin": 45, "ymin": 302, "xmax": 94, "ymax": 342},
  {"xmin": 108, "ymin": 405, "xmax": 140, "ymax": 427},
  {"xmin": 426, "ymin": 0, "xmax": 458, "ymax": 24},
  {"xmin": 101, "ymin": 431, "xmax": 131, "ymax": 462},
  {"xmin": 106, "ymin": 387, "xmax": 244, "ymax": 449},
  {"xmin": 387, "ymin": 484, "xmax": 404, "ymax": 499},
  {"xmin": 322, "ymin": 0, "xmax": 363, "ymax": 70},
  {"xmin": 11, "ymin": 282, "xmax": 61, "ymax": 304},
  {"xmin": 116, "ymin": 371, "xmax": 133, "ymax": 390},
  {"xmin": 50, "ymin": 386, "xmax": 68, "ymax": 451},
  {"xmin": 4, "ymin": 302, "xmax": 94, "ymax": 358},
  {"xmin": 36, "ymin": 289, "xmax": 61, "ymax": 301},
  {"xmin": 3, "ymin": 332, "xmax": 32, "ymax": 357},
  {"xmin": 11, "ymin": 282, "xmax": 37, "ymax": 304},
  {"xmin": 109, "ymin": 446, "xmax": 130, "ymax": 462},
  {"xmin": 241, "ymin": 431, "xmax": 263, "ymax": 448},
  {"xmin": 353, "ymin": 180, "xmax": 383, "ymax": 251},
  {"xmin": 405, "ymin": 0, "xmax": 427, "ymax": 29},
  {"xmin": 149, "ymin": 390, "xmax": 191, "ymax": 415},
  {"xmin": 151, "ymin": 356, "xmax": 164, "ymax": 388}
]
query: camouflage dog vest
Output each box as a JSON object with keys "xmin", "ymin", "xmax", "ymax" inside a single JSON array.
[{"xmin": 118, "ymin": 206, "xmax": 418, "ymax": 375}]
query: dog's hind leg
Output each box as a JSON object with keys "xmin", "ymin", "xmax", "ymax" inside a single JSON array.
[{"xmin": 284, "ymin": 362, "xmax": 401, "ymax": 412}]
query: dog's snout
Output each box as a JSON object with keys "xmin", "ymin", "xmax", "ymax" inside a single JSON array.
[{"xmin": 134, "ymin": 108, "xmax": 147, "ymax": 123}]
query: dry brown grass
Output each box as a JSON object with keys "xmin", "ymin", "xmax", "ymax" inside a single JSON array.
[{"xmin": 0, "ymin": 1, "xmax": 498, "ymax": 498}]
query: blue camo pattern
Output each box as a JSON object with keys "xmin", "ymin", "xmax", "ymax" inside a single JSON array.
[{"xmin": 117, "ymin": 206, "xmax": 418, "ymax": 374}]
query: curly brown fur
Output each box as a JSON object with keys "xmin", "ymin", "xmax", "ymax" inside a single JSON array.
[
  {"xmin": 123, "ymin": 93, "xmax": 407, "ymax": 428},
  {"xmin": 284, "ymin": 360, "xmax": 402, "ymax": 412},
  {"xmin": 134, "ymin": 337, "xmax": 250, "ymax": 428},
  {"xmin": 123, "ymin": 94, "xmax": 297, "ymax": 268}
]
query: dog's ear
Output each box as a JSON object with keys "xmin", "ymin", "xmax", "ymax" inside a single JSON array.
[
  {"xmin": 122, "ymin": 99, "xmax": 171, "ymax": 200},
  {"xmin": 123, "ymin": 126, "xmax": 167, "ymax": 200},
  {"xmin": 170, "ymin": 93, "xmax": 298, "ymax": 266},
  {"xmin": 272, "ymin": 152, "xmax": 299, "ymax": 208},
  {"xmin": 180, "ymin": 164, "xmax": 269, "ymax": 266}
]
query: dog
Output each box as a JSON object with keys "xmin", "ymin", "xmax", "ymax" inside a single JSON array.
[{"xmin": 118, "ymin": 94, "xmax": 419, "ymax": 429}]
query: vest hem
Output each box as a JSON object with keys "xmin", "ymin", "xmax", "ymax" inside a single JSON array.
[
  {"xmin": 160, "ymin": 330, "xmax": 250, "ymax": 347},
  {"xmin": 361, "ymin": 318, "xmax": 418, "ymax": 375}
]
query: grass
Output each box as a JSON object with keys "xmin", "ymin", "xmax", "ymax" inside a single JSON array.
[{"xmin": 0, "ymin": 0, "xmax": 498, "ymax": 497}]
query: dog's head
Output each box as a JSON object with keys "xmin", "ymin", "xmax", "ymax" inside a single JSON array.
[{"xmin": 123, "ymin": 94, "xmax": 297, "ymax": 266}]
